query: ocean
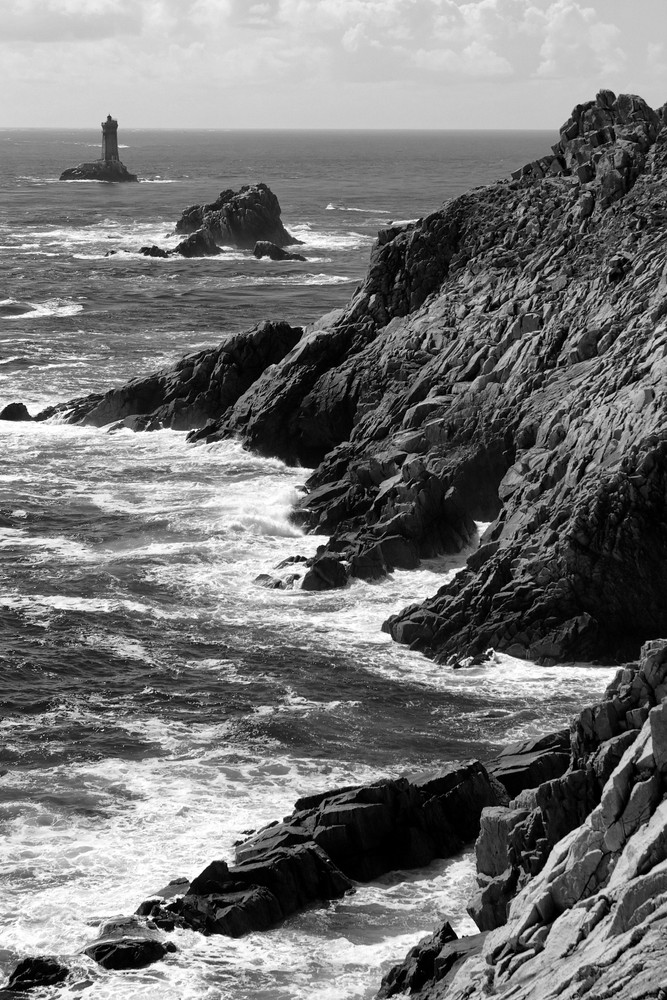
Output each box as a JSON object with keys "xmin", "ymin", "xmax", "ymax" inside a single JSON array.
[{"xmin": 0, "ymin": 128, "xmax": 615, "ymax": 999}]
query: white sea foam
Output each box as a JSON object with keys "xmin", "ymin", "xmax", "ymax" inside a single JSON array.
[
  {"xmin": 0, "ymin": 297, "xmax": 83, "ymax": 319},
  {"xmin": 290, "ymin": 222, "xmax": 375, "ymax": 251},
  {"xmin": 325, "ymin": 203, "xmax": 387, "ymax": 213},
  {"xmin": 0, "ymin": 419, "xmax": 619, "ymax": 999},
  {"xmin": 0, "ymin": 736, "xmax": 476, "ymax": 999}
]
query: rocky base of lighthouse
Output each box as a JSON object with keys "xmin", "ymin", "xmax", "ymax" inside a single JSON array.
[{"xmin": 59, "ymin": 159, "xmax": 138, "ymax": 182}]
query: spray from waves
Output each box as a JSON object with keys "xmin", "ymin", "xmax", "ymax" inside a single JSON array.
[
  {"xmin": 0, "ymin": 734, "xmax": 476, "ymax": 1000},
  {"xmin": 325, "ymin": 203, "xmax": 387, "ymax": 213},
  {"xmin": 290, "ymin": 222, "xmax": 375, "ymax": 251},
  {"xmin": 0, "ymin": 298, "xmax": 84, "ymax": 319}
]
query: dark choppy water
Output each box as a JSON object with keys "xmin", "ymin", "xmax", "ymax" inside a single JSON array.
[{"xmin": 0, "ymin": 128, "xmax": 613, "ymax": 998}]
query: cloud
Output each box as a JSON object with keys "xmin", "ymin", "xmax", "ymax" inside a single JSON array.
[
  {"xmin": 0, "ymin": 0, "xmax": 630, "ymax": 86},
  {"xmin": 0, "ymin": 0, "xmax": 144, "ymax": 41},
  {"xmin": 522, "ymin": 0, "xmax": 627, "ymax": 79}
]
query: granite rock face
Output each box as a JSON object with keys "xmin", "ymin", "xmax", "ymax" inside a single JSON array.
[
  {"xmin": 165, "ymin": 95, "xmax": 667, "ymax": 663},
  {"xmin": 381, "ymin": 640, "xmax": 667, "ymax": 1000},
  {"xmin": 469, "ymin": 642, "xmax": 667, "ymax": 931}
]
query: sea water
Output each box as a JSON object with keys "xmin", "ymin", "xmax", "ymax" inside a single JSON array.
[{"xmin": 0, "ymin": 128, "xmax": 614, "ymax": 998}]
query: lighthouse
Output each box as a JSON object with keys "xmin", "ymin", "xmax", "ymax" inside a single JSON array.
[
  {"xmin": 59, "ymin": 114, "xmax": 138, "ymax": 181},
  {"xmin": 101, "ymin": 115, "xmax": 120, "ymax": 162}
]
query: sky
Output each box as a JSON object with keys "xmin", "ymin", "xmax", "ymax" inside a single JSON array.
[{"xmin": 1, "ymin": 0, "xmax": 666, "ymax": 129}]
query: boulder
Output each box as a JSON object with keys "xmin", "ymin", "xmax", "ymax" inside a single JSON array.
[
  {"xmin": 253, "ymin": 241, "xmax": 307, "ymax": 262},
  {"xmin": 173, "ymin": 227, "xmax": 223, "ymax": 258},
  {"xmin": 139, "ymin": 843, "xmax": 352, "ymax": 936},
  {"xmin": 3, "ymin": 957, "xmax": 69, "ymax": 992},
  {"xmin": 376, "ymin": 921, "xmax": 458, "ymax": 997},
  {"xmin": 135, "ymin": 762, "xmax": 504, "ymax": 944},
  {"xmin": 139, "ymin": 245, "xmax": 169, "ymax": 258},
  {"xmin": 83, "ymin": 915, "xmax": 176, "ymax": 970},
  {"xmin": 301, "ymin": 554, "xmax": 349, "ymax": 590},
  {"xmin": 0, "ymin": 402, "xmax": 32, "ymax": 421}
]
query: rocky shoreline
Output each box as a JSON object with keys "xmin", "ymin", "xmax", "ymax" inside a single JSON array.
[
  {"xmin": 5, "ymin": 641, "xmax": 666, "ymax": 996},
  {"xmin": 4, "ymin": 91, "xmax": 667, "ymax": 996}
]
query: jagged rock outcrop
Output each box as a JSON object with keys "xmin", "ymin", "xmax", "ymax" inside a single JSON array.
[
  {"xmin": 59, "ymin": 160, "xmax": 138, "ymax": 183},
  {"xmin": 376, "ymin": 924, "xmax": 487, "ymax": 1000},
  {"xmin": 177, "ymin": 91, "xmax": 667, "ymax": 666},
  {"xmin": 35, "ymin": 321, "xmax": 303, "ymax": 431},
  {"xmin": 469, "ymin": 642, "xmax": 667, "ymax": 931},
  {"xmin": 513, "ymin": 91, "xmax": 660, "ymax": 208},
  {"xmin": 3, "ymin": 762, "xmax": 504, "ymax": 986},
  {"xmin": 379, "ymin": 640, "xmax": 667, "ymax": 1000},
  {"xmin": 137, "ymin": 763, "xmax": 504, "ymax": 938},
  {"xmin": 46, "ymin": 91, "xmax": 667, "ymax": 664},
  {"xmin": 174, "ymin": 183, "xmax": 301, "ymax": 252}
]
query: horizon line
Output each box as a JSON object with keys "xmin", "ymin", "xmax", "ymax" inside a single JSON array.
[{"xmin": 0, "ymin": 124, "xmax": 558, "ymax": 133}]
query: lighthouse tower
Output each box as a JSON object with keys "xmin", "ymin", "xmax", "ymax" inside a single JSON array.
[{"xmin": 101, "ymin": 115, "xmax": 120, "ymax": 162}]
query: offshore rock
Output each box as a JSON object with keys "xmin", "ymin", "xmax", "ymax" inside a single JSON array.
[
  {"xmin": 137, "ymin": 763, "xmax": 503, "ymax": 940},
  {"xmin": 235, "ymin": 763, "xmax": 502, "ymax": 882},
  {"xmin": 0, "ymin": 402, "xmax": 33, "ymax": 421},
  {"xmin": 36, "ymin": 321, "xmax": 303, "ymax": 431},
  {"xmin": 172, "ymin": 227, "xmax": 223, "ymax": 258},
  {"xmin": 253, "ymin": 240, "xmax": 307, "ymax": 262},
  {"xmin": 174, "ymin": 183, "xmax": 301, "ymax": 252},
  {"xmin": 83, "ymin": 915, "xmax": 176, "ymax": 969},
  {"xmin": 59, "ymin": 160, "xmax": 138, "ymax": 183},
  {"xmin": 2, "ymin": 956, "xmax": 69, "ymax": 992}
]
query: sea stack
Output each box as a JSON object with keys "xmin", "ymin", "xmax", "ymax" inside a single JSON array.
[{"xmin": 59, "ymin": 115, "xmax": 138, "ymax": 182}]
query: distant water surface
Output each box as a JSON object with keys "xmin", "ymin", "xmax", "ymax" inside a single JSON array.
[{"xmin": 0, "ymin": 128, "xmax": 614, "ymax": 999}]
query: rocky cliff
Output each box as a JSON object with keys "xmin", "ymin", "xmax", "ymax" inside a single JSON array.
[
  {"xmin": 379, "ymin": 639, "xmax": 667, "ymax": 1000},
  {"xmin": 38, "ymin": 91, "xmax": 667, "ymax": 666}
]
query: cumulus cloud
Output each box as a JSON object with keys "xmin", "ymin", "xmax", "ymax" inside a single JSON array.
[
  {"xmin": 0, "ymin": 0, "xmax": 631, "ymax": 84},
  {"xmin": 525, "ymin": 0, "xmax": 626, "ymax": 79},
  {"xmin": 0, "ymin": 0, "xmax": 144, "ymax": 41},
  {"xmin": 3, "ymin": 0, "xmax": 662, "ymax": 127}
]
